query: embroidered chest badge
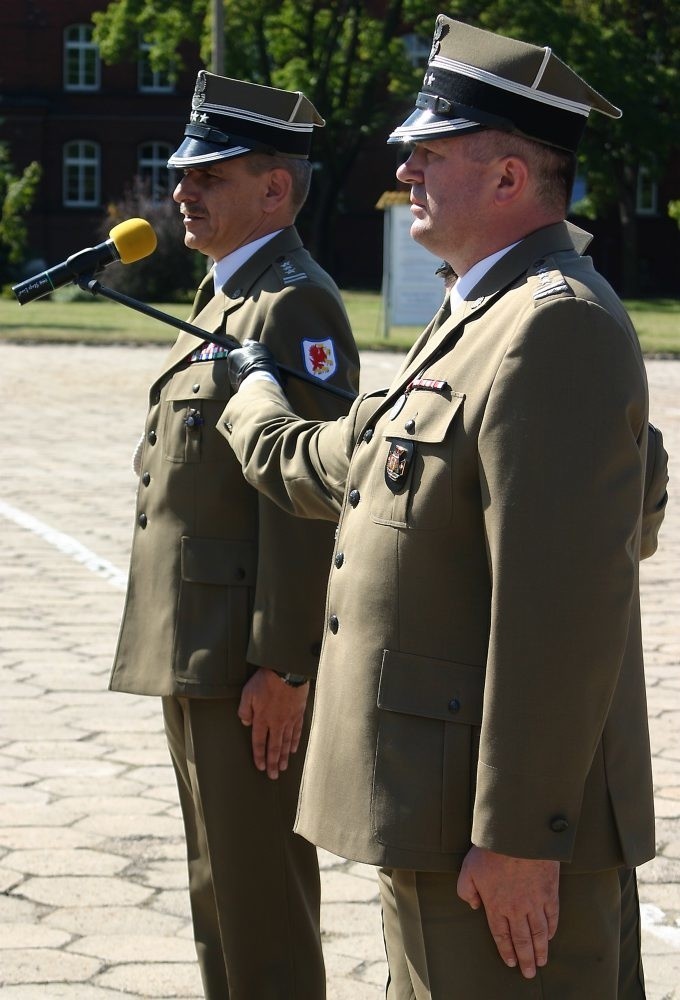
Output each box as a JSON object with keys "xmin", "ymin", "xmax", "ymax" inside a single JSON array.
[{"xmin": 302, "ymin": 338, "xmax": 337, "ymax": 381}]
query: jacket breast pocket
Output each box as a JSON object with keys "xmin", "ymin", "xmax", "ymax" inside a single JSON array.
[
  {"xmin": 369, "ymin": 392, "xmax": 464, "ymax": 529},
  {"xmin": 371, "ymin": 649, "xmax": 484, "ymax": 854},
  {"xmin": 161, "ymin": 362, "xmax": 232, "ymax": 464},
  {"xmin": 173, "ymin": 537, "xmax": 257, "ymax": 688}
]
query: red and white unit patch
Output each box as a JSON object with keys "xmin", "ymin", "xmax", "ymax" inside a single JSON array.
[{"xmin": 301, "ymin": 338, "xmax": 337, "ymax": 381}]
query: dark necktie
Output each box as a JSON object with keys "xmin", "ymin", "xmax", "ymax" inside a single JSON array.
[
  {"xmin": 188, "ymin": 270, "xmax": 215, "ymax": 321},
  {"xmin": 430, "ymin": 291, "xmax": 452, "ymax": 334}
]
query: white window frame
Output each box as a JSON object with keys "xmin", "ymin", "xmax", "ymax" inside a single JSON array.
[
  {"xmin": 63, "ymin": 141, "xmax": 101, "ymax": 207},
  {"xmin": 138, "ymin": 141, "xmax": 174, "ymax": 200},
  {"xmin": 636, "ymin": 164, "xmax": 658, "ymax": 216},
  {"xmin": 138, "ymin": 41, "xmax": 174, "ymax": 93},
  {"xmin": 64, "ymin": 25, "xmax": 101, "ymax": 92}
]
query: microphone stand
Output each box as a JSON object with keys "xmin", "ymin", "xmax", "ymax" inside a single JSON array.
[{"xmin": 77, "ymin": 274, "xmax": 357, "ymax": 402}]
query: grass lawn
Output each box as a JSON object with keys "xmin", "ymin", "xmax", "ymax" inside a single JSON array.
[{"xmin": 1, "ymin": 287, "xmax": 678, "ymax": 356}]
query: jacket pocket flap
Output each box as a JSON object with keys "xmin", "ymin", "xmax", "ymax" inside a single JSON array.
[
  {"xmin": 384, "ymin": 391, "xmax": 464, "ymax": 445},
  {"xmin": 378, "ymin": 649, "xmax": 484, "ymax": 725},
  {"xmin": 181, "ymin": 536, "xmax": 257, "ymax": 586}
]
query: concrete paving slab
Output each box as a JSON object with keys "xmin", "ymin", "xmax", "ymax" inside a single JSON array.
[
  {"xmin": 0, "ymin": 344, "xmax": 678, "ymax": 997},
  {"xmin": 94, "ymin": 961, "xmax": 204, "ymax": 996}
]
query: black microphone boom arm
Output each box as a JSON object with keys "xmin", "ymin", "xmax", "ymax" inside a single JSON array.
[{"xmin": 77, "ymin": 275, "xmax": 357, "ymax": 402}]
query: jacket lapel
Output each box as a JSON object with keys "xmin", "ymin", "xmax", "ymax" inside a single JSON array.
[
  {"xmin": 155, "ymin": 291, "xmax": 233, "ymax": 379},
  {"xmin": 151, "ymin": 227, "xmax": 304, "ymax": 387},
  {"xmin": 385, "ymin": 221, "xmax": 590, "ymax": 403}
]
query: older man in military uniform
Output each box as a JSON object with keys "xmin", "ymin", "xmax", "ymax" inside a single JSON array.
[
  {"xmin": 109, "ymin": 72, "xmax": 358, "ymax": 999},
  {"xmin": 218, "ymin": 18, "xmax": 666, "ymax": 999}
]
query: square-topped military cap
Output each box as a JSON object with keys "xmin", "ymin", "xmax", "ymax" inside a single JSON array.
[
  {"xmin": 168, "ymin": 71, "xmax": 325, "ymax": 168},
  {"xmin": 388, "ymin": 15, "xmax": 621, "ymax": 153}
]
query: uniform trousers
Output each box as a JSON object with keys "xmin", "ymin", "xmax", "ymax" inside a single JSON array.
[
  {"xmin": 379, "ymin": 865, "xmax": 630, "ymax": 999},
  {"xmin": 162, "ymin": 694, "xmax": 324, "ymax": 1000},
  {"xmin": 617, "ymin": 868, "xmax": 646, "ymax": 999}
]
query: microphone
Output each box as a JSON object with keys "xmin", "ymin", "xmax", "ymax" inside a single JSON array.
[{"xmin": 12, "ymin": 218, "xmax": 158, "ymax": 305}]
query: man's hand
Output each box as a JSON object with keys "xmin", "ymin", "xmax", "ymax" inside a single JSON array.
[
  {"xmin": 238, "ymin": 667, "xmax": 309, "ymax": 779},
  {"xmin": 227, "ymin": 341, "xmax": 280, "ymax": 391},
  {"xmin": 457, "ymin": 846, "xmax": 560, "ymax": 979}
]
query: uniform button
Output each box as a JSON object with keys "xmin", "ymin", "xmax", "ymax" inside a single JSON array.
[
  {"xmin": 549, "ymin": 816, "xmax": 569, "ymax": 833},
  {"xmin": 348, "ymin": 489, "xmax": 360, "ymax": 508},
  {"xmin": 404, "ymin": 418, "xmax": 416, "ymax": 433},
  {"xmin": 328, "ymin": 614, "xmax": 339, "ymax": 634},
  {"xmin": 141, "ymin": 472, "xmax": 151, "ymax": 487},
  {"xmin": 223, "ymin": 420, "xmax": 233, "ymax": 434},
  {"xmin": 138, "ymin": 513, "xmax": 148, "ymax": 528},
  {"xmin": 148, "ymin": 430, "xmax": 157, "ymax": 445},
  {"xmin": 334, "ymin": 551, "xmax": 344, "ymax": 568},
  {"xmin": 363, "ymin": 428, "xmax": 374, "ymax": 443},
  {"xmin": 448, "ymin": 697, "xmax": 461, "ymax": 714},
  {"xmin": 192, "ymin": 383, "xmax": 200, "ymax": 393}
]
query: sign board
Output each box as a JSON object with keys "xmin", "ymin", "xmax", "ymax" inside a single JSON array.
[{"xmin": 381, "ymin": 203, "xmax": 445, "ymax": 332}]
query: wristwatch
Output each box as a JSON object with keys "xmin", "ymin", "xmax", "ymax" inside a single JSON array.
[{"xmin": 274, "ymin": 671, "xmax": 309, "ymax": 688}]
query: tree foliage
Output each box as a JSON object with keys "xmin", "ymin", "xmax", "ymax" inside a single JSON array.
[
  {"xmin": 0, "ymin": 141, "xmax": 42, "ymax": 283},
  {"xmin": 92, "ymin": 0, "xmax": 680, "ymax": 292}
]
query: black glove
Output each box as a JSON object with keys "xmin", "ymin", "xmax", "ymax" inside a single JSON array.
[{"xmin": 226, "ymin": 341, "xmax": 281, "ymax": 391}]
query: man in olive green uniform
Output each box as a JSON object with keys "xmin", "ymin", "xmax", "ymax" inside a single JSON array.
[
  {"xmin": 109, "ymin": 72, "xmax": 359, "ymax": 999},
  {"xmin": 218, "ymin": 19, "xmax": 667, "ymax": 999}
]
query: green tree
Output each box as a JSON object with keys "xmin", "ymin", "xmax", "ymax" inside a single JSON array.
[
  {"xmin": 0, "ymin": 140, "xmax": 42, "ymax": 284},
  {"xmin": 92, "ymin": 0, "xmax": 435, "ymax": 268}
]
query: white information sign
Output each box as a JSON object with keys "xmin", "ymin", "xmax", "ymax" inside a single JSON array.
[{"xmin": 382, "ymin": 203, "xmax": 445, "ymax": 331}]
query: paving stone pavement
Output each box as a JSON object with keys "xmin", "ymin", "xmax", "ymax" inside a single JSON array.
[{"xmin": 0, "ymin": 342, "xmax": 678, "ymax": 999}]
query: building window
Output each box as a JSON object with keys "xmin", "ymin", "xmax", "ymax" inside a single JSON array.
[
  {"xmin": 138, "ymin": 42, "xmax": 174, "ymax": 93},
  {"xmin": 138, "ymin": 142, "xmax": 174, "ymax": 200},
  {"xmin": 63, "ymin": 141, "xmax": 100, "ymax": 207},
  {"xmin": 64, "ymin": 25, "xmax": 101, "ymax": 91},
  {"xmin": 636, "ymin": 164, "xmax": 658, "ymax": 216}
]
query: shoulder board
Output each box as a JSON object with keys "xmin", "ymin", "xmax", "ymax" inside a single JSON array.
[
  {"xmin": 528, "ymin": 256, "xmax": 573, "ymax": 304},
  {"xmin": 273, "ymin": 255, "xmax": 309, "ymax": 286}
]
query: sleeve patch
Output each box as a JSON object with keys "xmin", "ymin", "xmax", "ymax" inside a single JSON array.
[{"xmin": 301, "ymin": 338, "xmax": 338, "ymax": 381}]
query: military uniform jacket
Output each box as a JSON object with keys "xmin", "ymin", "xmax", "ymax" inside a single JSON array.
[
  {"xmin": 110, "ymin": 227, "xmax": 359, "ymax": 697},
  {"xmin": 222, "ymin": 222, "xmax": 656, "ymax": 874}
]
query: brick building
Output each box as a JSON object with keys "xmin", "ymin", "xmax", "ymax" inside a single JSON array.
[{"xmin": 0, "ymin": 0, "xmax": 197, "ymax": 272}]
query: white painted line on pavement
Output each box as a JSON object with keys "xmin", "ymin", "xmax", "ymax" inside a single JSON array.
[{"xmin": 0, "ymin": 499, "xmax": 128, "ymax": 591}]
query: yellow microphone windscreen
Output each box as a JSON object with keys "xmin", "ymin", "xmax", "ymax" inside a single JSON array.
[{"xmin": 109, "ymin": 218, "xmax": 157, "ymax": 264}]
